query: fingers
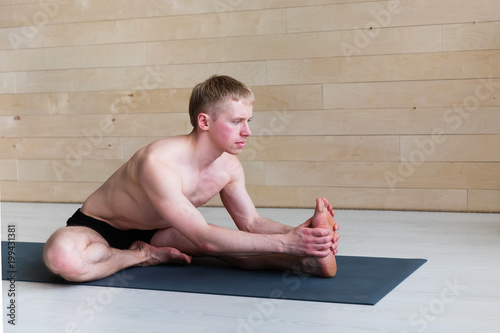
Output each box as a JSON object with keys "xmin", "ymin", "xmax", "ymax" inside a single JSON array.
[
  {"xmin": 331, "ymin": 232, "xmax": 340, "ymax": 254},
  {"xmin": 314, "ymin": 248, "xmax": 335, "ymax": 258},
  {"xmin": 303, "ymin": 223, "xmax": 332, "ymax": 236},
  {"xmin": 309, "ymin": 224, "xmax": 339, "ymax": 256},
  {"xmin": 297, "ymin": 228, "xmax": 334, "ymax": 253},
  {"xmin": 308, "ymin": 233, "xmax": 335, "ymax": 252},
  {"xmin": 309, "ymin": 242, "xmax": 334, "ymax": 257},
  {"xmin": 304, "ymin": 233, "xmax": 339, "ymax": 257},
  {"xmin": 307, "ymin": 241, "xmax": 339, "ymax": 257},
  {"xmin": 331, "ymin": 239, "xmax": 339, "ymax": 254},
  {"xmin": 302, "ymin": 226, "xmax": 336, "ymax": 244}
]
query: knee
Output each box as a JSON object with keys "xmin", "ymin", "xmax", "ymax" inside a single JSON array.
[{"xmin": 43, "ymin": 229, "xmax": 87, "ymax": 282}]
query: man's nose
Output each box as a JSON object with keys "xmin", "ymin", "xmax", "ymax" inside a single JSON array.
[{"xmin": 242, "ymin": 122, "xmax": 252, "ymax": 136}]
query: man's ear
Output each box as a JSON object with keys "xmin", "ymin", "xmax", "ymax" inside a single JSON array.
[{"xmin": 197, "ymin": 113, "xmax": 210, "ymax": 131}]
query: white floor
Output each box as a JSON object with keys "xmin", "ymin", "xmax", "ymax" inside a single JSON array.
[{"xmin": 1, "ymin": 202, "xmax": 500, "ymax": 333}]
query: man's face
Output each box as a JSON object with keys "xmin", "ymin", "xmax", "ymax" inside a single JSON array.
[{"xmin": 209, "ymin": 99, "xmax": 253, "ymax": 155}]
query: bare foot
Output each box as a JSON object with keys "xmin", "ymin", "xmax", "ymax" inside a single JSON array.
[
  {"xmin": 129, "ymin": 241, "xmax": 192, "ymax": 266},
  {"xmin": 299, "ymin": 198, "xmax": 337, "ymax": 278}
]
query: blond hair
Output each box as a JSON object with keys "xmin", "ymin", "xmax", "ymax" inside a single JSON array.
[{"xmin": 189, "ymin": 75, "xmax": 254, "ymax": 128}]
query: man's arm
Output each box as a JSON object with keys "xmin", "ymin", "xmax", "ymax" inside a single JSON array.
[
  {"xmin": 219, "ymin": 159, "xmax": 293, "ymax": 234},
  {"xmin": 220, "ymin": 157, "xmax": 340, "ymax": 253},
  {"xmin": 138, "ymin": 155, "xmax": 333, "ymax": 257}
]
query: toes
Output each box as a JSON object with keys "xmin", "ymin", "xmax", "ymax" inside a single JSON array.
[{"xmin": 316, "ymin": 197, "xmax": 325, "ymax": 213}]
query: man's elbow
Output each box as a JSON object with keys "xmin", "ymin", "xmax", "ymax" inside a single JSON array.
[
  {"xmin": 195, "ymin": 240, "xmax": 218, "ymax": 254},
  {"xmin": 239, "ymin": 224, "xmax": 254, "ymax": 233},
  {"xmin": 238, "ymin": 219, "xmax": 258, "ymax": 233}
]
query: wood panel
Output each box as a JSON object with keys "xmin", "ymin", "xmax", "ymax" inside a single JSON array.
[
  {"xmin": 0, "ymin": 137, "xmax": 122, "ymax": 160},
  {"xmin": 13, "ymin": 61, "xmax": 267, "ymax": 93},
  {"xmin": 443, "ymin": 21, "xmax": 500, "ymax": 51},
  {"xmin": 0, "ymin": 72, "xmax": 15, "ymax": 93},
  {"xmin": 239, "ymin": 136, "xmax": 400, "ymax": 162},
  {"xmin": 0, "ymin": 9, "xmax": 286, "ymax": 51},
  {"xmin": 0, "ymin": 0, "xmax": 498, "ymax": 212},
  {"xmin": 0, "ymin": 92, "xmax": 50, "ymax": 115},
  {"xmin": 249, "ymin": 108, "xmax": 500, "ymax": 135},
  {"xmin": 323, "ymin": 78, "xmax": 500, "ymax": 109},
  {"xmin": 0, "ymin": 85, "xmax": 320, "ymax": 117},
  {"xmin": 0, "ymin": 180, "xmax": 99, "ymax": 202},
  {"xmin": 468, "ymin": 190, "xmax": 500, "ymax": 212},
  {"xmin": 48, "ymin": 89, "xmax": 192, "ymax": 115},
  {"xmin": 240, "ymin": 186, "xmax": 469, "ymax": 211},
  {"xmin": 241, "ymin": 161, "xmax": 265, "ymax": 186},
  {"xmin": 252, "ymin": 85, "xmax": 323, "ymax": 111},
  {"xmin": 206, "ymin": 185, "xmax": 469, "ymax": 211},
  {"xmin": 287, "ymin": 0, "xmax": 500, "ymax": 33},
  {"xmin": 268, "ymin": 51, "xmax": 500, "ymax": 85},
  {"xmin": 0, "ymin": 43, "xmax": 145, "ymax": 72},
  {"xmin": 145, "ymin": 25, "xmax": 440, "ymax": 65},
  {"xmin": 401, "ymin": 135, "xmax": 500, "ymax": 162},
  {"xmin": 0, "ymin": 113, "xmax": 191, "ymax": 138},
  {"xmin": 0, "ymin": 159, "xmax": 17, "ymax": 180},
  {"xmin": 18, "ymin": 159, "xmax": 123, "ymax": 182},
  {"xmin": 263, "ymin": 161, "xmax": 500, "ymax": 190},
  {"xmin": 0, "ymin": 0, "xmax": 367, "ymax": 29},
  {"xmin": 0, "ymin": 0, "xmax": 194, "ymax": 29},
  {"xmin": 192, "ymin": 0, "xmax": 381, "ymax": 14}
]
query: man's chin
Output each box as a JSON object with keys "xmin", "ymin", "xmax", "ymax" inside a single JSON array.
[{"xmin": 226, "ymin": 147, "xmax": 243, "ymax": 155}]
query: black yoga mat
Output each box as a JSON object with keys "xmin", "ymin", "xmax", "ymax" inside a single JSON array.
[{"xmin": 2, "ymin": 241, "xmax": 426, "ymax": 305}]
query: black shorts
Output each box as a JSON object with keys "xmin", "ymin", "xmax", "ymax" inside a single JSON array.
[{"xmin": 66, "ymin": 209, "xmax": 158, "ymax": 250}]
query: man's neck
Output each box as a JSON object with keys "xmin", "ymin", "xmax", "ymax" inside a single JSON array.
[{"xmin": 187, "ymin": 130, "xmax": 224, "ymax": 171}]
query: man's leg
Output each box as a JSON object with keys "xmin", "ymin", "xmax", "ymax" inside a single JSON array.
[
  {"xmin": 43, "ymin": 226, "xmax": 191, "ymax": 282},
  {"xmin": 149, "ymin": 198, "xmax": 338, "ymax": 277}
]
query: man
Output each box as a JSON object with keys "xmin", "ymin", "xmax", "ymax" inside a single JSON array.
[{"xmin": 44, "ymin": 75, "xmax": 340, "ymax": 282}]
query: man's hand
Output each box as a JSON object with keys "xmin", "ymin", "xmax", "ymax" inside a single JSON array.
[
  {"xmin": 322, "ymin": 198, "xmax": 340, "ymax": 255},
  {"xmin": 331, "ymin": 214, "xmax": 340, "ymax": 255},
  {"xmin": 282, "ymin": 220, "xmax": 334, "ymax": 257},
  {"xmin": 332, "ymin": 226, "xmax": 340, "ymax": 254}
]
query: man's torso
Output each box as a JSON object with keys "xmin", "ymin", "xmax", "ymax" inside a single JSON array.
[{"xmin": 80, "ymin": 136, "xmax": 237, "ymax": 230}]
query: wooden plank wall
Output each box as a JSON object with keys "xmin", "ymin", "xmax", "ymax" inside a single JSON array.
[{"xmin": 0, "ymin": 0, "xmax": 499, "ymax": 212}]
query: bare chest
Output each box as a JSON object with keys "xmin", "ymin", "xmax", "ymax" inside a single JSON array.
[{"xmin": 182, "ymin": 169, "xmax": 230, "ymax": 207}]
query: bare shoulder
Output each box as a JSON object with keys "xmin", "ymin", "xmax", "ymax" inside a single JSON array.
[
  {"xmin": 132, "ymin": 137, "xmax": 187, "ymax": 183},
  {"xmin": 218, "ymin": 153, "xmax": 245, "ymax": 179},
  {"xmin": 139, "ymin": 136, "xmax": 186, "ymax": 157},
  {"xmin": 136, "ymin": 137, "xmax": 189, "ymax": 164}
]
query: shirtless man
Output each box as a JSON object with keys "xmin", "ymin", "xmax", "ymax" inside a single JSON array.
[{"xmin": 43, "ymin": 75, "xmax": 340, "ymax": 282}]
